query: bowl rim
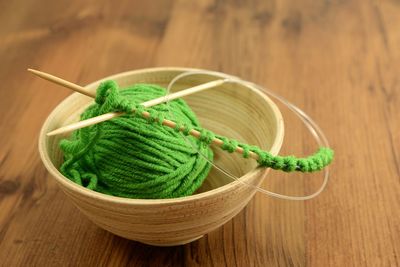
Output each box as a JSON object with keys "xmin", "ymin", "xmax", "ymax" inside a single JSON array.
[{"xmin": 38, "ymin": 67, "xmax": 284, "ymax": 205}]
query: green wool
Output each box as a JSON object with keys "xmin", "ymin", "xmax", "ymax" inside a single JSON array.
[
  {"xmin": 60, "ymin": 81, "xmax": 213, "ymax": 199},
  {"xmin": 60, "ymin": 80, "xmax": 334, "ymax": 199}
]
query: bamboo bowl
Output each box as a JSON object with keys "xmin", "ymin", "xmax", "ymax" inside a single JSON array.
[{"xmin": 39, "ymin": 67, "xmax": 284, "ymax": 246}]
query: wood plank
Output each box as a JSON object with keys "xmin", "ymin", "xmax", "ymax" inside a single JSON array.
[{"xmin": 0, "ymin": 0, "xmax": 398, "ymax": 266}]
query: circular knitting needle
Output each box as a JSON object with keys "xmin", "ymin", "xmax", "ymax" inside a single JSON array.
[{"xmin": 28, "ymin": 69, "xmax": 261, "ymax": 161}]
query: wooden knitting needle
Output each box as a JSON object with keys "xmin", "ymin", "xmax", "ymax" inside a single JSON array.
[
  {"xmin": 27, "ymin": 69, "xmax": 227, "ymax": 135},
  {"xmin": 28, "ymin": 69, "xmax": 261, "ymax": 161},
  {"xmin": 47, "ymin": 79, "xmax": 227, "ymax": 136}
]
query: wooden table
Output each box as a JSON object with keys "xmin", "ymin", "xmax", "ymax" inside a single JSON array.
[{"xmin": 0, "ymin": 1, "xmax": 398, "ymax": 266}]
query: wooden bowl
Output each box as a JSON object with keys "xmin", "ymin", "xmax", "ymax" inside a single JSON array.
[{"xmin": 38, "ymin": 67, "xmax": 284, "ymax": 246}]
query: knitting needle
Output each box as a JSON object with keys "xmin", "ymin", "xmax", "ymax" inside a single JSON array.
[
  {"xmin": 27, "ymin": 69, "xmax": 227, "ymax": 135},
  {"xmin": 46, "ymin": 79, "xmax": 227, "ymax": 136}
]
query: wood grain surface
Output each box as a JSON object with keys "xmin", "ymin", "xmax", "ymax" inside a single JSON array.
[{"xmin": 0, "ymin": 0, "xmax": 399, "ymax": 266}]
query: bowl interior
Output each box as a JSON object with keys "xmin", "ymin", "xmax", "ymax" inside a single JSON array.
[{"xmin": 41, "ymin": 68, "xmax": 283, "ymax": 196}]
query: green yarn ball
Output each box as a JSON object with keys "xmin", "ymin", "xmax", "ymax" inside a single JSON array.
[{"xmin": 59, "ymin": 81, "xmax": 213, "ymax": 199}]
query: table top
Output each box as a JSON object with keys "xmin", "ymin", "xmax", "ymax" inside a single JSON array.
[{"xmin": 0, "ymin": 1, "xmax": 399, "ymax": 266}]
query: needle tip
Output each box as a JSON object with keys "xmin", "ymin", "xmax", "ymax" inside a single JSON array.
[
  {"xmin": 27, "ymin": 68, "xmax": 38, "ymax": 74},
  {"xmin": 46, "ymin": 130, "xmax": 59, "ymax": 136}
]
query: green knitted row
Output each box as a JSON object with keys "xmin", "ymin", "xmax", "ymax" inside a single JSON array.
[{"xmin": 127, "ymin": 95, "xmax": 334, "ymax": 173}]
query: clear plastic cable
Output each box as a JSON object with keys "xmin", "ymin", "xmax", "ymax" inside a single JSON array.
[{"xmin": 164, "ymin": 71, "xmax": 330, "ymax": 201}]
